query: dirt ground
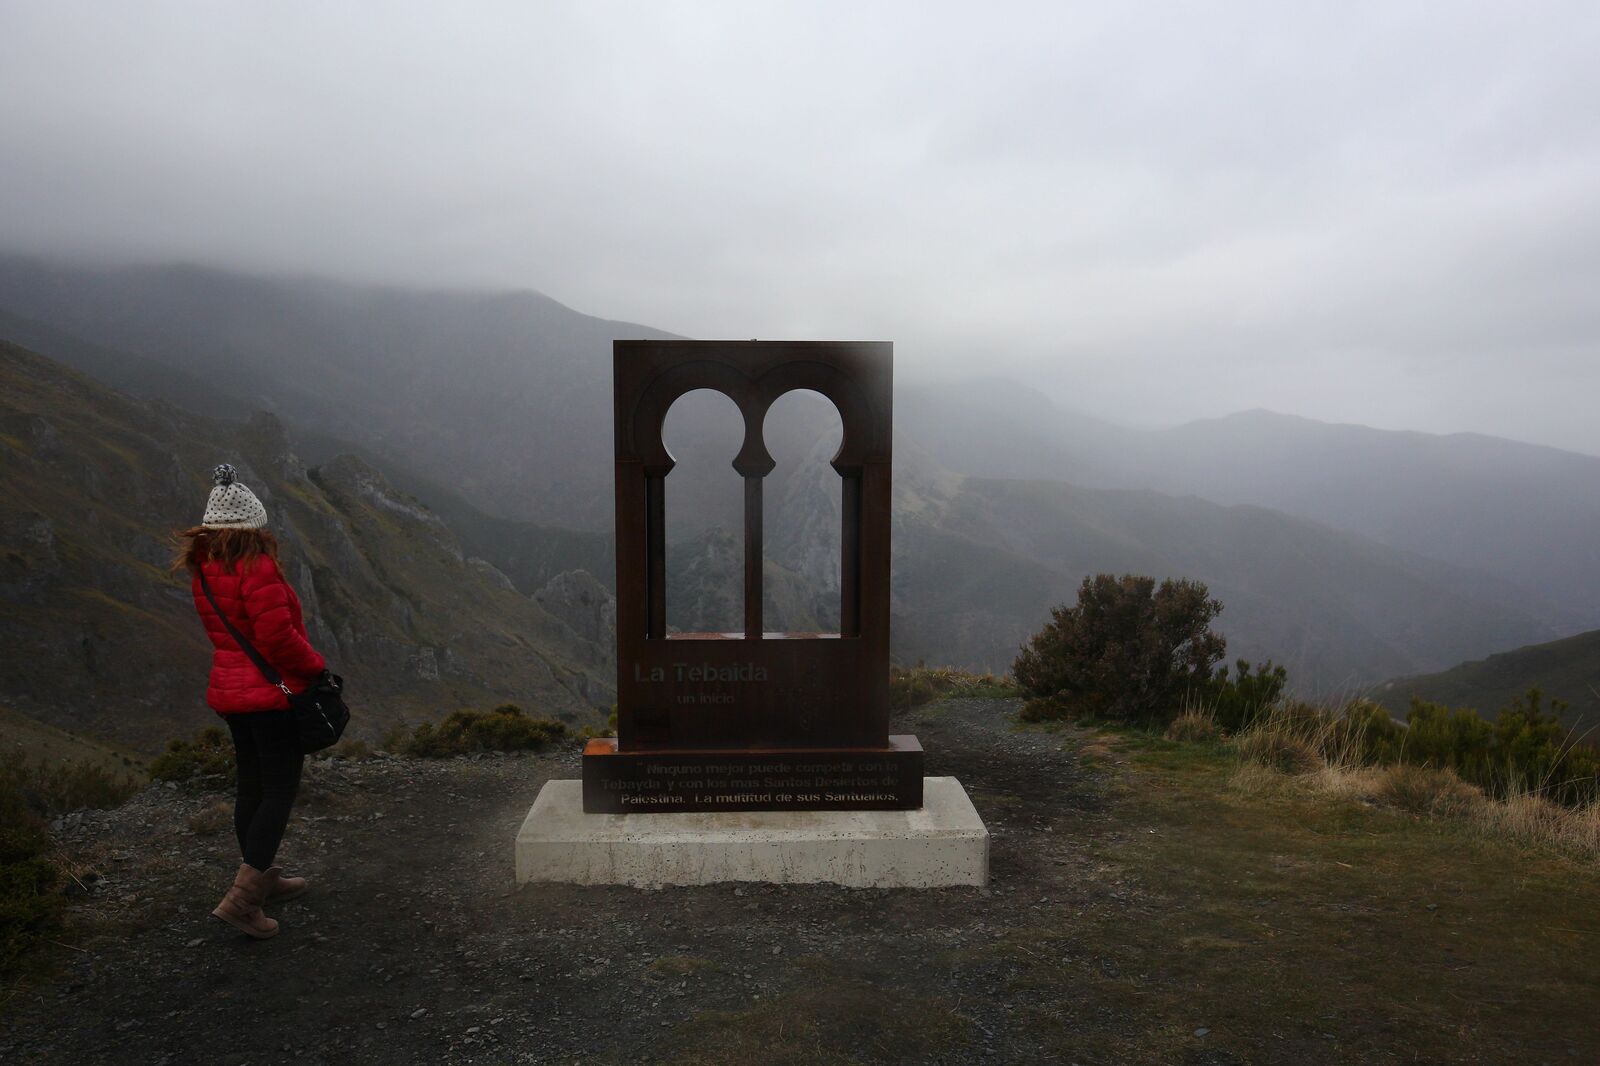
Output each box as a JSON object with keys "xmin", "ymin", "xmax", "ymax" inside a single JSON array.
[{"xmin": 3, "ymin": 698, "xmax": 1595, "ymax": 1065}]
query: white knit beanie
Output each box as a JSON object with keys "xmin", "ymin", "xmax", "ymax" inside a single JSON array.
[{"xmin": 202, "ymin": 464, "xmax": 268, "ymax": 529}]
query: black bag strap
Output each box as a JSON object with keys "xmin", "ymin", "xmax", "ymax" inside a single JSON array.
[{"xmin": 196, "ymin": 567, "xmax": 293, "ymax": 697}]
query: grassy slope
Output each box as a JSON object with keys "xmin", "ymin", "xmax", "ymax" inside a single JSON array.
[
  {"xmin": 0, "ymin": 705, "xmax": 147, "ymax": 781},
  {"xmin": 664, "ymin": 710, "xmax": 1600, "ymax": 1065},
  {"xmin": 1059, "ymin": 734, "xmax": 1599, "ymax": 1062},
  {"xmin": 1377, "ymin": 628, "xmax": 1600, "ymax": 734}
]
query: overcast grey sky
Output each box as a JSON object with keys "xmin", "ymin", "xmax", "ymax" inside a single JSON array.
[{"xmin": 3, "ymin": 2, "xmax": 1599, "ymax": 452}]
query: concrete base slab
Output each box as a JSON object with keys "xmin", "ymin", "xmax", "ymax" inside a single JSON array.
[{"xmin": 515, "ymin": 776, "xmax": 988, "ymax": 888}]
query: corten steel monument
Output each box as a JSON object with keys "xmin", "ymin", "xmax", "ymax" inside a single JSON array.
[{"xmin": 582, "ymin": 340, "xmax": 923, "ymax": 813}]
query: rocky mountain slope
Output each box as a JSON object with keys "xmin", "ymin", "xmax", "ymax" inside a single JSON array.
[{"xmin": 0, "ymin": 340, "xmax": 613, "ymax": 752}]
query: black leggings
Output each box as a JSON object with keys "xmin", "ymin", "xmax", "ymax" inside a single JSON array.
[{"xmin": 223, "ymin": 711, "xmax": 303, "ymax": 871}]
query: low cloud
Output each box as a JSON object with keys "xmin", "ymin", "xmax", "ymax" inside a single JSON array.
[{"xmin": 2, "ymin": 2, "xmax": 1597, "ymax": 451}]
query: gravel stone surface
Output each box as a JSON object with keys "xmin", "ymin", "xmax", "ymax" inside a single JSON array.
[{"xmin": 3, "ymin": 699, "xmax": 1124, "ymax": 1065}]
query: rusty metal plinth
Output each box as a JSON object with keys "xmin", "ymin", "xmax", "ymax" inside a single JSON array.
[{"xmin": 581, "ymin": 735, "xmax": 924, "ymax": 814}]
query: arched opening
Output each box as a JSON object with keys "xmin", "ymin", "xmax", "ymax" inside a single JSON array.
[
  {"xmin": 661, "ymin": 388, "xmax": 746, "ymax": 635},
  {"xmin": 762, "ymin": 389, "xmax": 845, "ymax": 634}
]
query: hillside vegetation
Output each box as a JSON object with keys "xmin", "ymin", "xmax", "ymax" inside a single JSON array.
[
  {"xmin": 1378, "ymin": 628, "xmax": 1600, "ymax": 734},
  {"xmin": 1015, "ymin": 575, "xmax": 1599, "ymax": 852},
  {"xmin": 0, "ymin": 705, "xmax": 146, "ymax": 783}
]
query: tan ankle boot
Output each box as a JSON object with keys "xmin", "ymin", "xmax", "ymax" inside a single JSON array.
[
  {"xmin": 265, "ymin": 866, "xmax": 308, "ymax": 902},
  {"xmin": 211, "ymin": 863, "xmax": 279, "ymax": 939}
]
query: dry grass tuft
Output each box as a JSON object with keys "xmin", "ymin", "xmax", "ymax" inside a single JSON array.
[
  {"xmin": 1217, "ymin": 700, "xmax": 1600, "ymax": 861},
  {"xmin": 1226, "ymin": 761, "xmax": 1283, "ymax": 797},
  {"xmin": 186, "ymin": 800, "xmax": 233, "ymax": 836},
  {"xmin": 1478, "ymin": 790, "xmax": 1600, "ymax": 859},
  {"xmin": 397, "ymin": 705, "xmax": 566, "ymax": 757},
  {"xmin": 1165, "ymin": 710, "xmax": 1219, "ymax": 743},
  {"xmin": 890, "ymin": 666, "xmax": 1016, "ymax": 713},
  {"xmin": 1236, "ymin": 727, "xmax": 1322, "ymax": 775},
  {"xmin": 1299, "ymin": 762, "xmax": 1383, "ymax": 801},
  {"xmin": 647, "ymin": 955, "xmax": 717, "ymax": 979},
  {"xmin": 320, "ymin": 737, "xmax": 372, "ymax": 760},
  {"xmin": 1373, "ymin": 764, "xmax": 1483, "ymax": 817}
]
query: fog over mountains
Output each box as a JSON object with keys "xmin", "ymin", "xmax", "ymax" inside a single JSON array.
[
  {"xmin": 901, "ymin": 382, "xmax": 1600, "ymax": 628},
  {"xmin": 1, "ymin": 253, "xmax": 1594, "ymax": 712}
]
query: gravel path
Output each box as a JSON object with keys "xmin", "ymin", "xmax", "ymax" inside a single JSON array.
[{"xmin": 3, "ymin": 700, "xmax": 1136, "ymax": 1065}]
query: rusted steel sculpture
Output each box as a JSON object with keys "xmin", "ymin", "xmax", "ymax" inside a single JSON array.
[{"xmin": 582, "ymin": 340, "xmax": 922, "ymax": 813}]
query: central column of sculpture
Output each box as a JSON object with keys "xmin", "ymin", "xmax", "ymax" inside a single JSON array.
[{"xmin": 582, "ymin": 340, "xmax": 923, "ymax": 813}]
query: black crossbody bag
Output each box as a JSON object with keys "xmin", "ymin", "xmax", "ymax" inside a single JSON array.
[{"xmin": 198, "ymin": 568, "xmax": 350, "ymax": 752}]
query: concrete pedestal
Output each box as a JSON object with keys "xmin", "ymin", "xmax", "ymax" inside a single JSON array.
[{"xmin": 515, "ymin": 776, "xmax": 988, "ymax": 888}]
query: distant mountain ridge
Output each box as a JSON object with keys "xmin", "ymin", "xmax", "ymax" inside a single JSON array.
[
  {"xmin": 899, "ymin": 381, "xmax": 1600, "ymax": 628},
  {"xmin": 885, "ymin": 473, "xmax": 1560, "ymax": 688},
  {"xmin": 0, "ymin": 254, "xmax": 675, "ymax": 529},
  {"xmin": 0, "ymin": 253, "xmax": 1588, "ymax": 698}
]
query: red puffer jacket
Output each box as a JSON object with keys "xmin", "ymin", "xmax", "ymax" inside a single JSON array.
[{"xmin": 192, "ymin": 554, "xmax": 327, "ymax": 714}]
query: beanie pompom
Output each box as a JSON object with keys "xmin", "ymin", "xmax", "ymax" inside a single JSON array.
[{"xmin": 212, "ymin": 463, "xmax": 236, "ymax": 486}]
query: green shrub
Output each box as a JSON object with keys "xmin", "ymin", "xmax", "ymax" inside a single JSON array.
[
  {"xmin": 578, "ymin": 705, "xmax": 621, "ymax": 741},
  {"xmin": 1013, "ymin": 574, "xmax": 1225, "ymax": 725},
  {"xmin": 1401, "ymin": 689, "xmax": 1599, "ymax": 805},
  {"xmin": 0, "ymin": 781, "xmax": 64, "ymax": 979},
  {"xmin": 1402, "ymin": 699, "xmax": 1497, "ymax": 785},
  {"xmin": 1338, "ymin": 700, "xmax": 1406, "ymax": 763},
  {"xmin": 398, "ymin": 703, "xmax": 568, "ymax": 758},
  {"xmin": 149, "ymin": 725, "xmax": 234, "ymax": 785},
  {"xmin": 1489, "ymin": 689, "xmax": 1600, "ymax": 806},
  {"xmin": 890, "ymin": 669, "xmax": 938, "ymax": 711},
  {"xmin": 381, "ymin": 721, "xmax": 412, "ymax": 753},
  {"xmin": 1018, "ymin": 694, "xmax": 1076, "ymax": 723},
  {"xmin": 1200, "ymin": 660, "xmax": 1288, "ymax": 733},
  {"xmin": 0, "ymin": 855, "xmax": 64, "ymax": 978},
  {"xmin": 0, "ymin": 749, "xmax": 142, "ymax": 980},
  {"xmin": 0, "ymin": 782, "xmax": 50, "ymax": 865}
]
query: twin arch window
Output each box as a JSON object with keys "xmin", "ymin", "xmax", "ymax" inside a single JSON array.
[
  {"xmin": 612, "ymin": 341, "xmax": 894, "ymax": 646},
  {"xmin": 661, "ymin": 387, "xmax": 844, "ymax": 636}
]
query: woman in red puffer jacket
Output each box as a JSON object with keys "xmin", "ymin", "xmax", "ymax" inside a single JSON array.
[{"xmin": 174, "ymin": 463, "xmax": 329, "ymax": 940}]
